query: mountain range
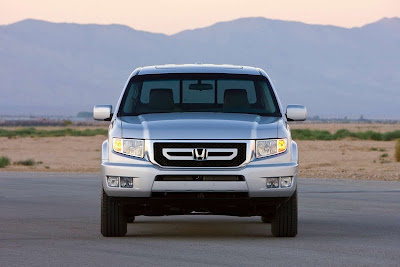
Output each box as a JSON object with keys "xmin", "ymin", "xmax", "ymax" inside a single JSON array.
[{"xmin": 0, "ymin": 17, "xmax": 399, "ymax": 119}]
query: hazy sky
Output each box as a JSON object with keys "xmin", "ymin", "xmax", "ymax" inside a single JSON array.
[{"xmin": 1, "ymin": 0, "xmax": 399, "ymax": 34}]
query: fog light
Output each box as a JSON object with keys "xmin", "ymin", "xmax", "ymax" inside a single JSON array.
[
  {"xmin": 120, "ymin": 177, "xmax": 133, "ymax": 188},
  {"xmin": 266, "ymin": 178, "xmax": 279, "ymax": 188},
  {"xmin": 280, "ymin": 177, "xmax": 293, "ymax": 188},
  {"xmin": 107, "ymin": 176, "xmax": 119, "ymax": 187}
]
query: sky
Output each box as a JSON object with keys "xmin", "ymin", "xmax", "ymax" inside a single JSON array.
[{"xmin": 1, "ymin": 0, "xmax": 399, "ymax": 34}]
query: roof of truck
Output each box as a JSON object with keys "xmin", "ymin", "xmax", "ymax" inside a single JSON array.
[{"xmin": 135, "ymin": 64, "xmax": 263, "ymax": 76}]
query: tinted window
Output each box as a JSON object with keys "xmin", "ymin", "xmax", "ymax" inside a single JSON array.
[
  {"xmin": 139, "ymin": 80, "xmax": 180, "ymax": 103},
  {"xmin": 217, "ymin": 80, "xmax": 257, "ymax": 104},
  {"xmin": 119, "ymin": 74, "xmax": 280, "ymax": 117},
  {"xmin": 182, "ymin": 80, "xmax": 215, "ymax": 103}
]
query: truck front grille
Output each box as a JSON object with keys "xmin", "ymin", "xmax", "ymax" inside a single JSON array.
[{"xmin": 153, "ymin": 143, "xmax": 246, "ymax": 167}]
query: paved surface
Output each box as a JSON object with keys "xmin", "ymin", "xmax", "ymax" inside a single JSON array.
[{"xmin": 0, "ymin": 172, "xmax": 399, "ymax": 266}]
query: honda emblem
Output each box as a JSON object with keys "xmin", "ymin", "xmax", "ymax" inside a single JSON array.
[{"xmin": 193, "ymin": 148, "xmax": 208, "ymax": 160}]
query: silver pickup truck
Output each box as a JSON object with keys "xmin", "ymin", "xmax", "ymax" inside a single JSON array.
[{"xmin": 94, "ymin": 64, "xmax": 306, "ymax": 237}]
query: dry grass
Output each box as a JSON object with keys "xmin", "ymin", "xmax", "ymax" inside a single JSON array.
[
  {"xmin": 290, "ymin": 122, "xmax": 400, "ymax": 133},
  {"xmin": 0, "ymin": 127, "xmax": 107, "ymax": 137}
]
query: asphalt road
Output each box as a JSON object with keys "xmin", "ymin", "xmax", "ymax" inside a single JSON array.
[{"xmin": 0, "ymin": 172, "xmax": 399, "ymax": 266}]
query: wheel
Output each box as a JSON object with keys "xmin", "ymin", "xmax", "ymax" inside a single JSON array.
[
  {"xmin": 261, "ymin": 216, "xmax": 271, "ymax": 223},
  {"xmin": 127, "ymin": 216, "xmax": 136, "ymax": 223},
  {"xmin": 101, "ymin": 189, "xmax": 127, "ymax": 237},
  {"xmin": 271, "ymin": 190, "xmax": 298, "ymax": 237}
]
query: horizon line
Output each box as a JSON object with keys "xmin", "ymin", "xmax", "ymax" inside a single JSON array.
[{"xmin": 2, "ymin": 16, "xmax": 399, "ymax": 36}]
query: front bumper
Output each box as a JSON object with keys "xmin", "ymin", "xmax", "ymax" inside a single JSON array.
[{"xmin": 102, "ymin": 160, "xmax": 298, "ymax": 198}]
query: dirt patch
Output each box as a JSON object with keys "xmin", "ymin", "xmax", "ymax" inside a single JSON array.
[
  {"xmin": 0, "ymin": 123, "xmax": 399, "ymax": 181},
  {"xmin": 0, "ymin": 136, "xmax": 105, "ymax": 172},
  {"xmin": 297, "ymin": 140, "xmax": 400, "ymax": 181}
]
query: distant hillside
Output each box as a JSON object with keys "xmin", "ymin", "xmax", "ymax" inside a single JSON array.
[{"xmin": 0, "ymin": 17, "xmax": 399, "ymax": 119}]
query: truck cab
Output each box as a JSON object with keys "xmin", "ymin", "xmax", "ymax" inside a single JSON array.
[{"xmin": 94, "ymin": 64, "xmax": 306, "ymax": 237}]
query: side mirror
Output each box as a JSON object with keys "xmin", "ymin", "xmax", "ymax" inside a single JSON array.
[
  {"xmin": 93, "ymin": 105, "xmax": 113, "ymax": 121},
  {"xmin": 286, "ymin": 105, "xmax": 307, "ymax": 121}
]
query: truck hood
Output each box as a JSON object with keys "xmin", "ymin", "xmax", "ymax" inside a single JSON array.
[{"xmin": 118, "ymin": 113, "xmax": 282, "ymax": 140}]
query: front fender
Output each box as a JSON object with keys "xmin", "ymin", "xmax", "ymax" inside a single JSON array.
[
  {"xmin": 102, "ymin": 140, "xmax": 108, "ymax": 163},
  {"xmin": 291, "ymin": 140, "xmax": 298, "ymax": 164}
]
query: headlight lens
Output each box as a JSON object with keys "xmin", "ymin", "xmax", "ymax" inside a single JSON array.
[
  {"xmin": 113, "ymin": 138, "xmax": 144, "ymax": 158},
  {"xmin": 256, "ymin": 138, "xmax": 287, "ymax": 158}
]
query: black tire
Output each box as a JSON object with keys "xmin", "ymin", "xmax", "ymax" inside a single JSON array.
[
  {"xmin": 101, "ymin": 189, "xmax": 127, "ymax": 237},
  {"xmin": 261, "ymin": 216, "xmax": 271, "ymax": 223},
  {"xmin": 271, "ymin": 190, "xmax": 298, "ymax": 237}
]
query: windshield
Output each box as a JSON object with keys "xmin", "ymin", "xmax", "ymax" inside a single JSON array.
[{"xmin": 118, "ymin": 73, "xmax": 281, "ymax": 117}]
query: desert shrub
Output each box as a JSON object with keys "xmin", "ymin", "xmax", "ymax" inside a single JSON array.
[
  {"xmin": 383, "ymin": 131, "xmax": 400, "ymax": 141},
  {"xmin": 0, "ymin": 128, "xmax": 108, "ymax": 137},
  {"xmin": 1, "ymin": 127, "xmax": 399, "ymax": 141},
  {"xmin": 332, "ymin": 129, "xmax": 352, "ymax": 139},
  {"xmin": 0, "ymin": 156, "xmax": 10, "ymax": 168},
  {"xmin": 15, "ymin": 159, "xmax": 36, "ymax": 166},
  {"xmin": 395, "ymin": 139, "xmax": 400, "ymax": 162},
  {"xmin": 63, "ymin": 120, "xmax": 73, "ymax": 126},
  {"xmin": 291, "ymin": 129, "xmax": 333, "ymax": 140},
  {"xmin": 291, "ymin": 129, "xmax": 400, "ymax": 141}
]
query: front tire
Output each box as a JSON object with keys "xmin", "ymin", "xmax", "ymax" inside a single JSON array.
[
  {"xmin": 271, "ymin": 190, "xmax": 298, "ymax": 237},
  {"xmin": 101, "ymin": 189, "xmax": 127, "ymax": 237}
]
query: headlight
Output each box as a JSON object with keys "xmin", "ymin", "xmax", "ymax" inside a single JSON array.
[
  {"xmin": 256, "ymin": 138, "xmax": 287, "ymax": 158},
  {"xmin": 112, "ymin": 138, "xmax": 144, "ymax": 158}
]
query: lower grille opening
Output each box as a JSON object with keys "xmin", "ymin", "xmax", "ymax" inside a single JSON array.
[
  {"xmin": 155, "ymin": 175, "xmax": 245, "ymax": 181},
  {"xmin": 151, "ymin": 192, "xmax": 249, "ymax": 199}
]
